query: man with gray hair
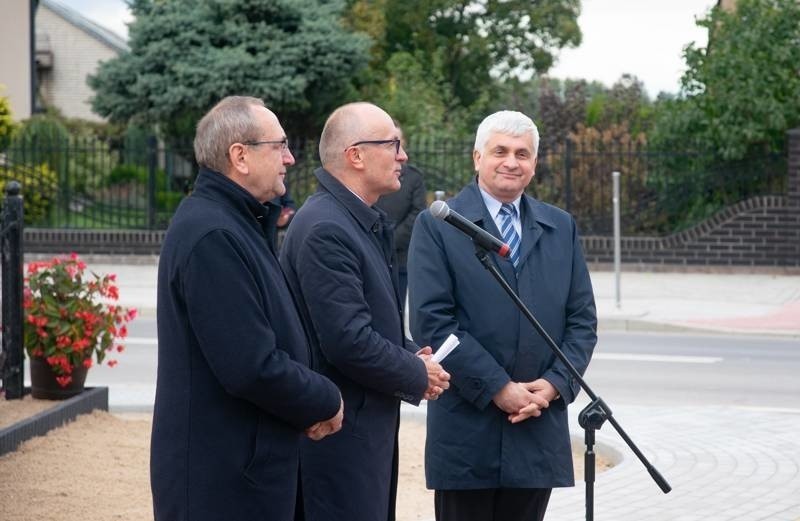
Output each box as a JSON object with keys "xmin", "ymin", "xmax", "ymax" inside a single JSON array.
[
  {"xmin": 152, "ymin": 96, "xmax": 343, "ymax": 521},
  {"xmin": 280, "ymin": 102, "xmax": 450, "ymax": 521},
  {"xmin": 408, "ymin": 110, "xmax": 597, "ymax": 521}
]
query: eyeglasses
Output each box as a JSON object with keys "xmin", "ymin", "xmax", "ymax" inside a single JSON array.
[
  {"xmin": 346, "ymin": 139, "xmax": 401, "ymax": 155},
  {"xmin": 243, "ymin": 137, "xmax": 289, "ymax": 151}
]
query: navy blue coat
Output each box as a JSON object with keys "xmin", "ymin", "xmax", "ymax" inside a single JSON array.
[
  {"xmin": 280, "ymin": 168, "xmax": 429, "ymax": 521},
  {"xmin": 152, "ymin": 168, "xmax": 341, "ymax": 521},
  {"xmin": 408, "ymin": 179, "xmax": 597, "ymax": 490}
]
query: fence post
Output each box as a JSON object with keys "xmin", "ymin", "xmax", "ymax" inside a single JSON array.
[
  {"xmin": 612, "ymin": 171, "xmax": 621, "ymax": 309},
  {"xmin": 564, "ymin": 140, "xmax": 573, "ymax": 213},
  {"xmin": 788, "ymin": 128, "xmax": 800, "ymax": 205},
  {"xmin": 147, "ymin": 135, "xmax": 158, "ymax": 229},
  {"xmin": 2, "ymin": 181, "xmax": 25, "ymax": 399}
]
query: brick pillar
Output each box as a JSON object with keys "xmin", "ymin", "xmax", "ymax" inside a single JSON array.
[{"xmin": 788, "ymin": 128, "xmax": 800, "ymax": 204}]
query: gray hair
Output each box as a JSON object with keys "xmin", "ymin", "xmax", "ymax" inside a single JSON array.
[
  {"xmin": 194, "ymin": 96, "xmax": 265, "ymax": 173},
  {"xmin": 474, "ymin": 110, "xmax": 540, "ymax": 158}
]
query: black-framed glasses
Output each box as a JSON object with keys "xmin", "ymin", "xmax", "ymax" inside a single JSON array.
[
  {"xmin": 346, "ymin": 139, "xmax": 401, "ymax": 154},
  {"xmin": 243, "ymin": 137, "xmax": 289, "ymax": 150}
]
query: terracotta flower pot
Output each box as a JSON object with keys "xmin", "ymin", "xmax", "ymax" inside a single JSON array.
[{"xmin": 29, "ymin": 356, "xmax": 89, "ymax": 400}]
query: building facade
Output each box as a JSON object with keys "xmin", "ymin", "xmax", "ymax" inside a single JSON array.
[
  {"xmin": 35, "ymin": 0, "xmax": 128, "ymax": 121},
  {"xmin": 0, "ymin": 0, "xmax": 34, "ymax": 120}
]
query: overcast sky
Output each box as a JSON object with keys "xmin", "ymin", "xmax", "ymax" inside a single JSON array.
[{"xmin": 57, "ymin": 0, "xmax": 718, "ymax": 98}]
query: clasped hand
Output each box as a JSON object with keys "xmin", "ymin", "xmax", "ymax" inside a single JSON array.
[
  {"xmin": 492, "ymin": 379, "xmax": 558, "ymax": 424},
  {"xmin": 416, "ymin": 346, "xmax": 451, "ymax": 400},
  {"xmin": 305, "ymin": 398, "xmax": 344, "ymax": 441}
]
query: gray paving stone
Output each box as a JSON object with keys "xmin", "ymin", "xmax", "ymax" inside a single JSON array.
[{"xmin": 545, "ymin": 405, "xmax": 800, "ymax": 520}]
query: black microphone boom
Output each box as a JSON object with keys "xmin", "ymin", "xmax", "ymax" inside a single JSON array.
[{"xmin": 430, "ymin": 201, "xmax": 510, "ymax": 258}]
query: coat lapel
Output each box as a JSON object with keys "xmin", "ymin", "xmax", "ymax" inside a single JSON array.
[{"xmin": 516, "ymin": 195, "xmax": 557, "ymax": 273}]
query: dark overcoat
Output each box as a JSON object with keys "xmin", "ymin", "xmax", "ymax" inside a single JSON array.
[
  {"xmin": 280, "ymin": 168, "xmax": 429, "ymax": 521},
  {"xmin": 408, "ymin": 179, "xmax": 597, "ymax": 490},
  {"xmin": 152, "ymin": 168, "xmax": 341, "ymax": 521}
]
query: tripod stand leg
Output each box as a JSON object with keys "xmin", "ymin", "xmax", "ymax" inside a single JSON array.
[{"xmin": 586, "ymin": 428, "xmax": 596, "ymax": 521}]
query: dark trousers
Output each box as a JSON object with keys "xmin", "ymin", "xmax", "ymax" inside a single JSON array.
[{"xmin": 434, "ymin": 488, "xmax": 552, "ymax": 521}]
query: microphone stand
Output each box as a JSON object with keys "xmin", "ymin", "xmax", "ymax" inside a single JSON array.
[{"xmin": 472, "ymin": 243, "xmax": 671, "ymax": 521}]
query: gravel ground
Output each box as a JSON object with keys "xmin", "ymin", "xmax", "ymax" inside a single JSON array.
[{"xmin": 0, "ymin": 400, "xmax": 610, "ymax": 521}]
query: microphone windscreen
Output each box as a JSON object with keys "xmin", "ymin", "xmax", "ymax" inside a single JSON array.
[{"xmin": 430, "ymin": 200, "xmax": 450, "ymax": 220}]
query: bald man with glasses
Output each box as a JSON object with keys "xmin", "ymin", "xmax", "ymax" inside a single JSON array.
[{"xmin": 280, "ymin": 102, "xmax": 450, "ymax": 521}]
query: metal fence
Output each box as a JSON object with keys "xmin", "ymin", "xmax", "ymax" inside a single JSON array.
[
  {"xmin": 0, "ymin": 136, "xmax": 787, "ymax": 235},
  {"xmin": 1, "ymin": 181, "xmax": 24, "ymax": 399}
]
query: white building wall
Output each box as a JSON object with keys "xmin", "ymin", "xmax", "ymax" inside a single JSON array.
[
  {"xmin": 36, "ymin": 5, "xmax": 121, "ymax": 122},
  {"xmin": 0, "ymin": 0, "xmax": 33, "ymax": 120}
]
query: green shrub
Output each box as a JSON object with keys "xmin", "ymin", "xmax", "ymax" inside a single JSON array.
[
  {"xmin": 107, "ymin": 163, "xmax": 147, "ymax": 185},
  {"xmin": 8, "ymin": 115, "xmax": 121, "ymax": 196},
  {"xmin": 0, "ymin": 88, "xmax": 15, "ymax": 150},
  {"xmin": 107, "ymin": 163, "xmax": 169, "ymax": 188},
  {"xmin": 7, "ymin": 115, "xmax": 70, "ymax": 172},
  {"xmin": 0, "ymin": 163, "xmax": 58, "ymax": 224}
]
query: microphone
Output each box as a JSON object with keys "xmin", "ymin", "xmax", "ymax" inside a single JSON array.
[{"xmin": 430, "ymin": 201, "xmax": 510, "ymax": 258}]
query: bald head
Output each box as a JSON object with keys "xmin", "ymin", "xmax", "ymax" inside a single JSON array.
[{"xmin": 319, "ymin": 102, "xmax": 394, "ymax": 171}]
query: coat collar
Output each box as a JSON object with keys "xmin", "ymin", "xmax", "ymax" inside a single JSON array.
[
  {"xmin": 450, "ymin": 178, "xmax": 558, "ymax": 275},
  {"xmin": 314, "ymin": 167, "xmax": 385, "ymax": 233},
  {"xmin": 192, "ymin": 167, "xmax": 282, "ymax": 248},
  {"xmin": 452, "ymin": 178, "xmax": 557, "ymax": 229}
]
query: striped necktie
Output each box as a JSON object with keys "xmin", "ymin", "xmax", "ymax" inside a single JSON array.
[{"xmin": 499, "ymin": 203, "xmax": 520, "ymax": 270}]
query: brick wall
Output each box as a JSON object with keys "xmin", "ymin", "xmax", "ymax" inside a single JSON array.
[
  {"xmin": 582, "ymin": 195, "xmax": 800, "ymax": 267},
  {"xmin": 24, "ymin": 229, "xmax": 165, "ymax": 255},
  {"xmin": 582, "ymin": 128, "xmax": 800, "ymax": 268}
]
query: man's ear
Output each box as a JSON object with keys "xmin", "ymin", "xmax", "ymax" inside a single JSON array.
[
  {"xmin": 472, "ymin": 149, "xmax": 481, "ymax": 172},
  {"xmin": 229, "ymin": 143, "xmax": 248, "ymax": 175},
  {"xmin": 345, "ymin": 146, "xmax": 365, "ymax": 171}
]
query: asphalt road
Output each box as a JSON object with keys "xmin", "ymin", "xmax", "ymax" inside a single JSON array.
[
  {"xmin": 585, "ymin": 331, "xmax": 800, "ymax": 411},
  {"xmin": 80, "ymin": 320, "xmax": 800, "ymax": 412}
]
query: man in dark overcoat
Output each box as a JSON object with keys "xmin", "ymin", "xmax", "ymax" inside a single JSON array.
[
  {"xmin": 280, "ymin": 102, "xmax": 450, "ymax": 521},
  {"xmin": 151, "ymin": 96, "xmax": 343, "ymax": 521},
  {"xmin": 408, "ymin": 110, "xmax": 597, "ymax": 521}
]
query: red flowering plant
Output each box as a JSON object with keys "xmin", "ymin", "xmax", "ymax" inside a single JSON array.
[{"xmin": 23, "ymin": 253, "xmax": 137, "ymax": 387}]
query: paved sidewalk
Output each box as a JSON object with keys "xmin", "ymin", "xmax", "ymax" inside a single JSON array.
[
  {"xmin": 590, "ymin": 270, "xmax": 799, "ymax": 337},
  {"xmin": 547, "ymin": 402, "xmax": 800, "ymax": 521}
]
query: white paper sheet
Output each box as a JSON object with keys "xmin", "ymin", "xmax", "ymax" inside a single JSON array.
[{"xmin": 431, "ymin": 334, "xmax": 460, "ymax": 363}]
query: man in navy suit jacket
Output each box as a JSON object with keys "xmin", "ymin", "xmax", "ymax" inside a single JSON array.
[
  {"xmin": 408, "ymin": 111, "xmax": 597, "ymax": 521},
  {"xmin": 152, "ymin": 96, "xmax": 343, "ymax": 521},
  {"xmin": 280, "ymin": 102, "xmax": 450, "ymax": 521}
]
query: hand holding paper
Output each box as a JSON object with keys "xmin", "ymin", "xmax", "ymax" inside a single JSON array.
[
  {"xmin": 417, "ymin": 337, "xmax": 455, "ymax": 400},
  {"xmin": 432, "ymin": 334, "xmax": 460, "ymax": 363}
]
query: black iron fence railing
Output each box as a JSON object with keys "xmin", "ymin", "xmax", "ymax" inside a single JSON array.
[
  {"xmin": 0, "ymin": 137, "xmax": 787, "ymax": 235},
  {"xmin": 1, "ymin": 181, "xmax": 25, "ymax": 399}
]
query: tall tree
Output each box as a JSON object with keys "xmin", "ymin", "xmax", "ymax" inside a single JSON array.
[
  {"xmin": 350, "ymin": 0, "xmax": 582, "ymax": 134},
  {"xmin": 89, "ymin": 0, "xmax": 370, "ymax": 142},
  {"xmin": 652, "ymin": 0, "xmax": 800, "ymax": 158}
]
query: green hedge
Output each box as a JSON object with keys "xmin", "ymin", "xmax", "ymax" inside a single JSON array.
[{"xmin": 0, "ymin": 163, "xmax": 58, "ymax": 224}]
